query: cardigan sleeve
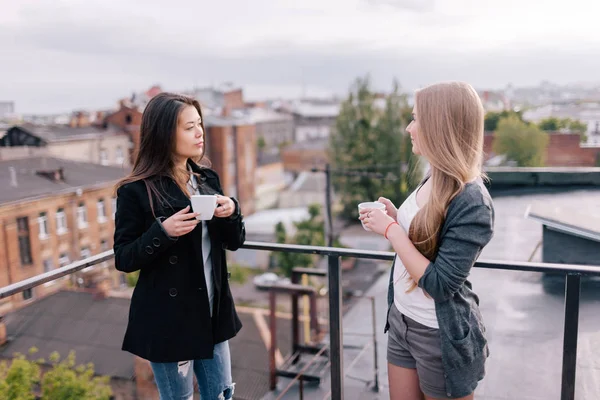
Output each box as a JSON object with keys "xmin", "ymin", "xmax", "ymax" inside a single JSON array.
[{"xmin": 417, "ymin": 201, "xmax": 494, "ymax": 302}]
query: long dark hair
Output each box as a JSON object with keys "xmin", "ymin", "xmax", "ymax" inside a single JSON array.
[{"xmin": 115, "ymin": 92, "xmax": 209, "ymax": 208}]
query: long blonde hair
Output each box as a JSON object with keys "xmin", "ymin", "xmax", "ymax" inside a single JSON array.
[{"xmin": 404, "ymin": 82, "xmax": 485, "ymax": 293}]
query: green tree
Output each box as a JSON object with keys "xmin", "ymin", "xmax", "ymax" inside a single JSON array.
[
  {"xmin": 274, "ymin": 204, "xmax": 324, "ymax": 277},
  {"xmin": 0, "ymin": 349, "xmax": 112, "ymax": 400},
  {"xmin": 493, "ymin": 115, "xmax": 549, "ymax": 167},
  {"xmin": 257, "ymin": 136, "xmax": 266, "ymax": 152},
  {"xmin": 564, "ymin": 119, "xmax": 587, "ymax": 134},
  {"xmin": 41, "ymin": 352, "xmax": 111, "ymax": 400},
  {"xmin": 0, "ymin": 353, "xmax": 39, "ymax": 400},
  {"xmin": 538, "ymin": 117, "xmax": 561, "ymax": 131},
  {"xmin": 484, "ymin": 110, "xmax": 525, "ymax": 131},
  {"xmin": 329, "ymin": 76, "xmax": 421, "ymax": 221}
]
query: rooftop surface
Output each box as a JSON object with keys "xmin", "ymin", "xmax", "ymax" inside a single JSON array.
[{"xmin": 0, "ymin": 157, "xmax": 127, "ymax": 205}]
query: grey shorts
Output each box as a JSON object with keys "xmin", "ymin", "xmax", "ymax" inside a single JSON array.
[{"xmin": 387, "ymin": 304, "xmax": 448, "ymax": 399}]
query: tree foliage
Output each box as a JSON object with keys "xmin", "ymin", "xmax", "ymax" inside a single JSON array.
[
  {"xmin": 493, "ymin": 115, "xmax": 549, "ymax": 167},
  {"xmin": 329, "ymin": 76, "xmax": 422, "ymax": 221},
  {"xmin": 0, "ymin": 349, "xmax": 112, "ymax": 400},
  {"xmin": 484, "ymin": 110, "xmax": 525, "ymax": 131}
]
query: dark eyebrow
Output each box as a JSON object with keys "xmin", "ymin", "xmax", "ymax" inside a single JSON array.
[{"xmin": 185, "ymin": 118, "xmax": 202, "ymax": 125}]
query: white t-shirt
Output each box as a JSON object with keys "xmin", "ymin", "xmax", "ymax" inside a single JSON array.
[
  {"xmin": 392, "ymin": 188, "xmax": 439, "ymax": 328},
  {"xmin": 188, "ymin": 173, "xmax": 214, "ymax": 317}
]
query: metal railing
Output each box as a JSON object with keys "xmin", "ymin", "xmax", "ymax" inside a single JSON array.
[{"xmin": 1, "ymin": 242, "xmax": 600, "ymax": 400}]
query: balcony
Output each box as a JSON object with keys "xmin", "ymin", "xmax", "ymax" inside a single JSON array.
[{"xmin": 1, "ymin": 242, "xmax": 599, "ymax": 400}]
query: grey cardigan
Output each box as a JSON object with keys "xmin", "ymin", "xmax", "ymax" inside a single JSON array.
[{"xmin": 385, "ymin": 179, "xmax": 495, "ymax": 399}]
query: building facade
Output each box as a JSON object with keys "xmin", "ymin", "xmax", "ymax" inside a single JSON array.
[{"xmin": 0, "ymin": 157, "xmax": 126, "ymax": 313}]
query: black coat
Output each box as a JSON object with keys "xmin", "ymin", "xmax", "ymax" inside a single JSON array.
[{"xmin": 113, "ymin": 163, "xmax": 245, "ymax": 363}]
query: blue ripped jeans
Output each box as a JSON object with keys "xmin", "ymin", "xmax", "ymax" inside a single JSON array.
[{"xmin": 150, "ymin": 341, "xmax": 234, "ymax": 400}]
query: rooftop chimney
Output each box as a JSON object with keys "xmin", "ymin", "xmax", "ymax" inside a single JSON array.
[{"xmin": 9, "ymin": 167, "xmax": 17, "ymax": 187}]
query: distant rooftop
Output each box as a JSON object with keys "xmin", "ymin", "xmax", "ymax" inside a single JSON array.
[
  {"xmin": 15, "ymin": 123, "xmax": 125, "ymax": 143},
  {"xmin": 284, "ymin": 138, "xmax": 329, "ymax": 151},
  {"xmin": 0, "ymin": 157, "xmax": 127, "ymax": 205},
  {"xmin": 526, "ymin": 201, "xmax": 600, "ymax": 243},
  {"xmin": 232, "ymin": 107, "xmax": 293, "ymax": 124},
  {"xmin": 204, "ymin": 114, "xmax": 251, "ymax": 127},
  {"xmin": 290, "ymin": 102, "xmax": 340, "ymax": 118},
  {"xmin": 243, "ymin": 207, "xmax": 310, "ymax": 237},
  {"xmin": 0, "ymin": 290, "xmax": 133, "ymax": 379}
]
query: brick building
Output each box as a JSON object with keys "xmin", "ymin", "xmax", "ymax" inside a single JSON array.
[
  {"xmin": 484, "ymin": 132, "xmax": 600, "ymax": 167},
  {"xmin": 104, "ymin": 102, "xmax": 143, "ymax": 163},
  {"xmin": 205, "ymin": 116, "xmax": 257, "ymax": 215},
  {"xmin": 0, "ymin": 157, "xmax": 127, "ymax": 313},
  {"xmin": 281, "ymin": 138, "xmax": 329, "ymax": 173}
]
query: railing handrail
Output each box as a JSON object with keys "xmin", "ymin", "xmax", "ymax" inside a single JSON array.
[
  {"xmin": 2, "ymin": 241, "xmax": 600, "ymax": 300},
  {"xmin": 0, "ymin": 240, "xmax": 593, "ymax": 400},
  {"xmin": 0, "ymin": 250, "xmax": 114, "ymax": 300},
  {"xmin": 242, "ymin": 241, "xmax": 600, "ymax": 275}
]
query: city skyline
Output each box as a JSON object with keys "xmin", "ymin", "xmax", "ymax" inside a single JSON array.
[{"xmin": 2, "ymin": 0, "xmax": 600, "ymax": 113}]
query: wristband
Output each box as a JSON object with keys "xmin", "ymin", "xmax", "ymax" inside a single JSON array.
[{"xmin": 384, "ymin": 221, "xmax": 399, "ymax": 240}]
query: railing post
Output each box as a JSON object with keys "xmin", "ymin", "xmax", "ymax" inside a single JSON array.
[
  {"xmin": 560, "ymin": 273, "xmax": 581, "ymax": 400},
  {"xmin": 328, "ymin": 255, "xmax": 344, "ymax": 400},
  {"xmin": 269, "ymin": 291, "xmax": 277, "ymax": 391},
  {"xmin": 371, "ymin": 297, "xmax": 380, "ymax": 393}
]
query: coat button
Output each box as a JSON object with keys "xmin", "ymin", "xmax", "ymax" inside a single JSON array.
[
  {"xmin": 145, "ymin": 246, "xmax": 154, "ymax": 255},
  {"xmin": 153, "ymin": 237, "xmax": 161, "ymax": 247},
  {"xmin": 169, "ymin": 288, "xmax": 178, "ymax": 297},
  {"xmin": 169, "ymin": 256, "xmax": 178, "ymax": 264}
]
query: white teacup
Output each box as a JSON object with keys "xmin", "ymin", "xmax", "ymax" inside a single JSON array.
[
  {"xmin": 358, "ymin": 201, "xmax": 386, "ymax": 231},
  {"xmin": 190, "ymin": 195, "xmax": 218, "ymax": 220}
]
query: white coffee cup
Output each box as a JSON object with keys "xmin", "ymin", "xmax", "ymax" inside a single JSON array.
[
  {"xmin": 358, "ymin": 201, "xmax": 386, "ymax": 231},
  {"xmin": 190, "ymin": 195, "xmax": 218, "ymax": 220}
]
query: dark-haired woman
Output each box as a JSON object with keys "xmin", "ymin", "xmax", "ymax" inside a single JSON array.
[{"xmin": 113, "ymin": 92, "xmax": 245, "ymax": 400}]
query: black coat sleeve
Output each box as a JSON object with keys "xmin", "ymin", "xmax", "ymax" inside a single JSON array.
[{"xmin": 113, "ymin": 183, "xmax": 178, "ymax": 273}]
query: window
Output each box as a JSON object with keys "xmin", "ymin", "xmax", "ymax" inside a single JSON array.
[
  {"xmin": 116, "ymin": 146, "xmax": 124, "ymax": 165},
  {"xmin": 22, "ymin": 288, "xmax": 33, "ymax": 301},
  {"xmin": 17, "ymin": 217, "xmax": 33, "ymax": 266},
  {"xmin": 111, "ymin": 197, "xmax": 117, "ymax": 219},
  {"xmin": 77, "ymin": 202, "xmax": 88, "ymax": 228},
  {"xmin": 80, "ymin": 247, "xmax": 91, "ymax": 260},
  {"xmin": 100, "ymin": 149, "xmax": 109, "ymax": 165},
  {"xmin": 97, "ymin": 199, "xmax": 107, "ymax": 222},
  {"xmin": 59, "ymin": 253, "xmax": 70, "ymax": 267},
  {"xmin": 56, "ymin": 208, "xmax": 67, "ymax": 234},
  {"xmin": 43, "ymin": 259, "xmax": 54, "ymax": 273},
  {"xmin": 38, "ymin": 212, "xmax": 49, "ymax": 239}
]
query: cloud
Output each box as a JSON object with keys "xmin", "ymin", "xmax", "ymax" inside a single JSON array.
[
  {"xmin": 2, "ymin": 0, "xmax": 600, "ymax": 113},
  {"xmin": 363, "ymin": 0, "xmax": 435, "ymax": 12}
]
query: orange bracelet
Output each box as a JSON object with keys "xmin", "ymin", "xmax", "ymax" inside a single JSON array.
[{"xmin": 384, "ymin": 221, "xmax": 399, "ymax": 239}]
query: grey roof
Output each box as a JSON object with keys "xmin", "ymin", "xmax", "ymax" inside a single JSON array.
[
  {"xmin": 525, "ymin": 201, "xmax": 600, "ymax": 243},
  {"xmin": 0, "ymin": 291, "xmax": 133, "ymax": 379},
  {"xmin": 204, "ymin": 114, "xmax": 251, "ymax": 127},
  {"xmin": 257, "ymin": 152, "xmax": 282, "ymax": 167},
  {"xmin": 19, "ymin": 124, "xmax": 125, "ymax": 143},
  {"xmin": 284, "ymin": 138, "xmax": 329, "ymax": 151},
  {"xmin": 0, "ymin": 157, "xmax": 128, "ymax": 205}
]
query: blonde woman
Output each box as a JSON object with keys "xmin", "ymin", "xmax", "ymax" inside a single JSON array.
[{"xmin": 360, "ymin": 82, "xmax": 495, "ymax": 400}]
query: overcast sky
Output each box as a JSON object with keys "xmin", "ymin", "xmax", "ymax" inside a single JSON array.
[{"xmin": 2, "ymin": 0, "xmax": 600, "ymax": 113}]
